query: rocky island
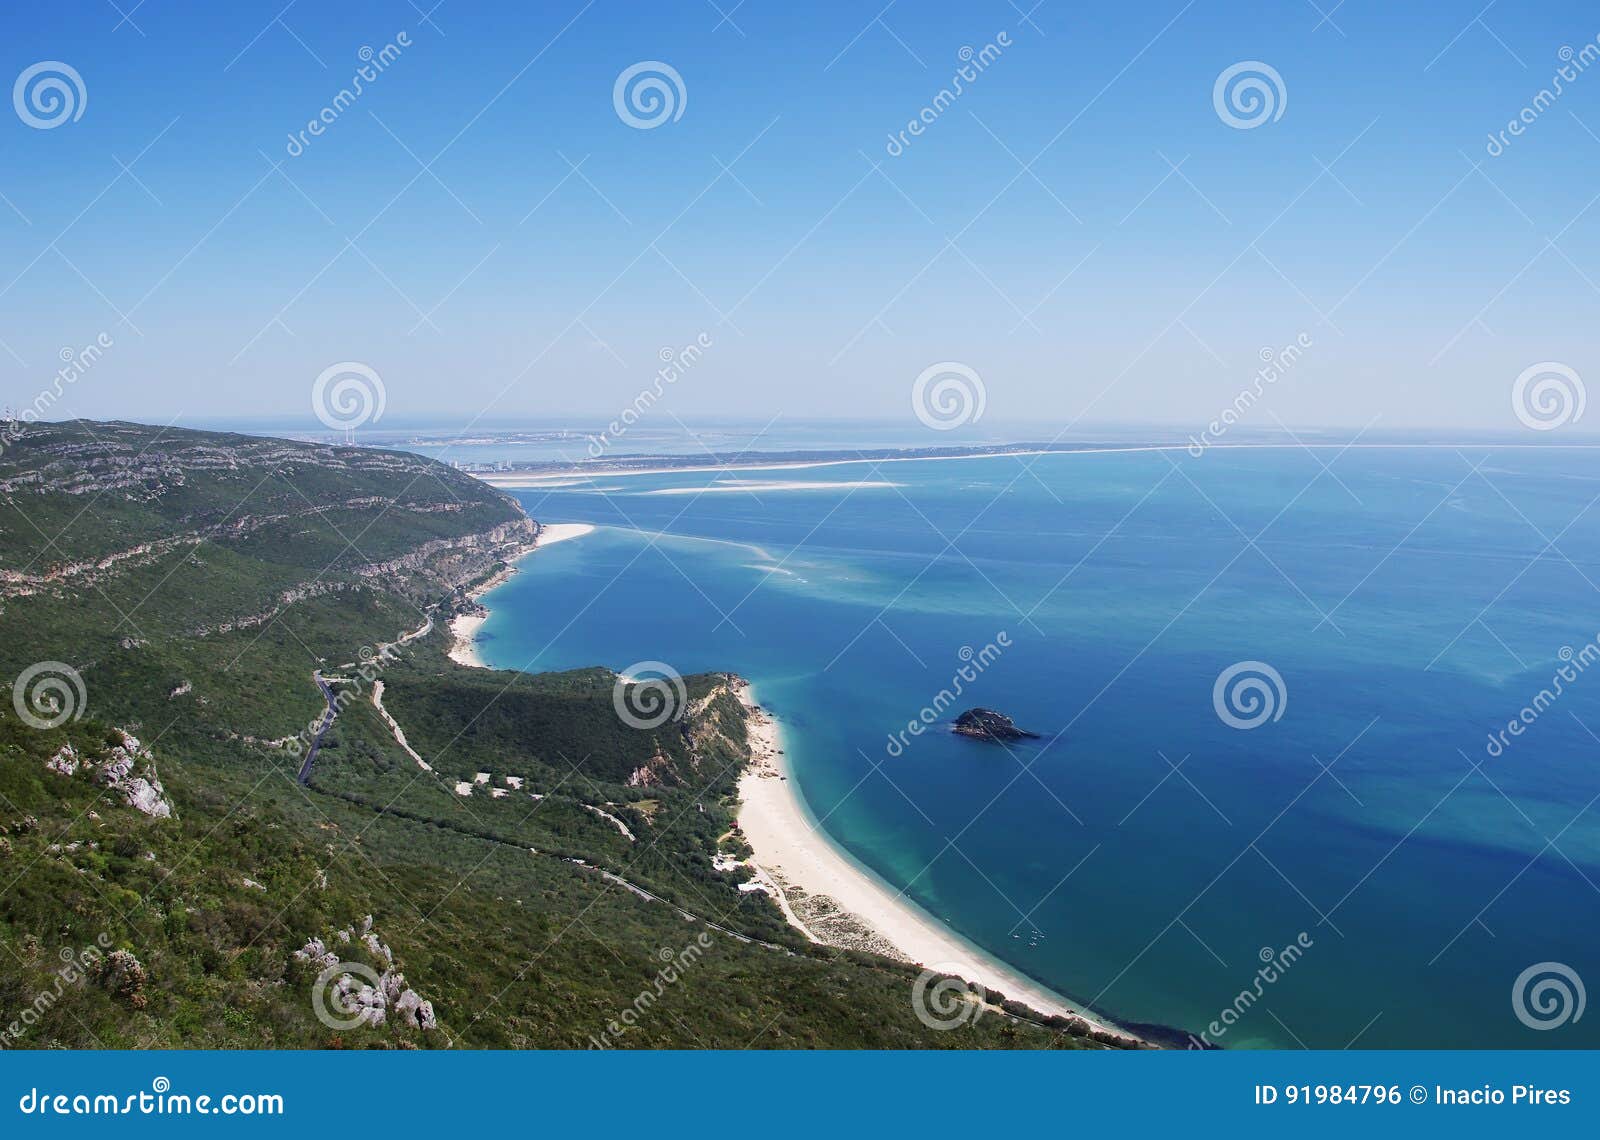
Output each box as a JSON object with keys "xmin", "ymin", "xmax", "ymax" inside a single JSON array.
[{"xmin": 952, "ymin": 708, "xmax": 1042, "ymax": 743}]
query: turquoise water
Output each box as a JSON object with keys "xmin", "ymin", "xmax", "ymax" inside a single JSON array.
[{"xmin": 475, "ymin": 446, "xmax": 1600, "ymax": 1048}]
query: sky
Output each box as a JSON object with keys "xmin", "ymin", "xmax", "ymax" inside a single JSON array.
[{"xmin": 2, "ymin": 0, "xmax": 1598, "ymax": 437}]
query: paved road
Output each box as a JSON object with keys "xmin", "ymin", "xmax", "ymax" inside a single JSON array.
[{"xmin": 295, "ymin": 671, "xmax": 337, "ymax": 785}]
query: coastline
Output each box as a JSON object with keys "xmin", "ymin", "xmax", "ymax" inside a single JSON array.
[
  {"xmin": 447, "ymin": 522, "xmax": 595, "ymax": 668},
  {"xmin": 473, "ymin": 440, "xmax": 1600, "ymax": 489},
  {"xmin": 450, "ymin": 502, "xmax": 1142, "ymax": 1044},
  {"xmin": 733, "ymin": 680, "xmax": 1144, "ymax": 1046}
]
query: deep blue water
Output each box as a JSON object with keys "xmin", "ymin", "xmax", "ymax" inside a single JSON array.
[{"xmin": 474, "ymin": 446, "xmax": 1600, "ymax": 1048}]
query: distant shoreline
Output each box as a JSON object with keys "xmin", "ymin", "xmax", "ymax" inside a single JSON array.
[{"xmin": 472, "ymin": 439, "xmax": 1600, "ymax": 488}]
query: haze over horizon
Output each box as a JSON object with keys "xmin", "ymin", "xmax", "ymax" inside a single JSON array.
[
  {"xmin": 175, "ymin": 414, "xmax": 1600, "ymax": 447},
  {"xmin": 4, "ymin": 1, "xmax": 1599, "ymax": 436},
  {"xmin": 8, "ymin": 0, "xmax": 1600, "ymax": 1081}
]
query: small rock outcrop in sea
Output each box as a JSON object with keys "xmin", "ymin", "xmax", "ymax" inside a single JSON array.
[{"xmin": 951, "ymin": 708, "xmax": 1041, "ymax": 743}]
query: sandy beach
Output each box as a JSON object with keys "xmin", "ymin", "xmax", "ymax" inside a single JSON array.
[
  {"xmin": 477, "ymin": 451, "xmax": 1062, "ymax": 486},
  {"xmin": 639, "ymin": 479, "xmax": 903, "ymax": 495},
  {"xmin": 734, "ymin": 682, "xmax": 1141, "ymax": 1043},
  {"xmin": 447, "ymin": 522, "xmax": 595, "ymax": 668},
  {"xmin": 468, "ymin": 441, "xmax": 1600, "ymax": 491}
]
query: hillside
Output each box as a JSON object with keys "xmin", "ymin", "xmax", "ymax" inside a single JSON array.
[{"xmin": 0, "ymin": 420, "xmax": 1115, "ymax": 1049}]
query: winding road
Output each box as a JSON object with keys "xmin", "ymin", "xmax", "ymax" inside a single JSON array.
[
  {"xmin": 295, "ymin": 670, "xmax": 337, "ymax": 786},
  {"xmin": 291, "ymin": 608, "xmax": 803, "ymax": 971}
]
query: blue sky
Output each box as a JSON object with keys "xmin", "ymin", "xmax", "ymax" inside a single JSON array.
[{"xmin": 2, "ymin": 0, "xmax": 1598, "ymax": 435}]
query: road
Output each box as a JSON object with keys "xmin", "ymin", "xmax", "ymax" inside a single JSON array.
[{"xmin": 295, "ymin": 671, "xmax": 337, "ymax": 785}]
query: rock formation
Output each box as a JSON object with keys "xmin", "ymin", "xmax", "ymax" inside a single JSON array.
[{"xmin": 952, "ymin": 708, "xmax": 1042, "ymax": 743}]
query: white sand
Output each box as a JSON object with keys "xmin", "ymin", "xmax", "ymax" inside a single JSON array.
[
  {"xmin": 639, "ymin": 480, "xmax": 902, "ymax": 495},
  {"xmin": 444, "ymin": 614, "xmax": 486, "ymax": 669},
  {"xmin": 534, "ymin": 522, "xmax": 597, "ymax": 546},
  {"xmin": 447, "ymin": 522, "xmax": 596, "ymax": 668},
  {"xmin": 735, "ymin": 683, "xmax": 1138, "ymax": 1041},
  {"xmin": 471, "ymin": 441, "xmax": 1600, "ymax": 490},
  {"xmin": 447, "ymin": 612, "xmax": 489, "ymax": 668}
]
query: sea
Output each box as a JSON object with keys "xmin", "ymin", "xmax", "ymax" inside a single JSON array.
[{"xmin": 420, "ymin": 438, "xmax": 1600, "ymax": 1048}]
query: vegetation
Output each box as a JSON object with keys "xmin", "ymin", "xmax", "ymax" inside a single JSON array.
[{"xmin": 0, "ymin": 420, "xmax": 1110, "ymax": 1049}]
